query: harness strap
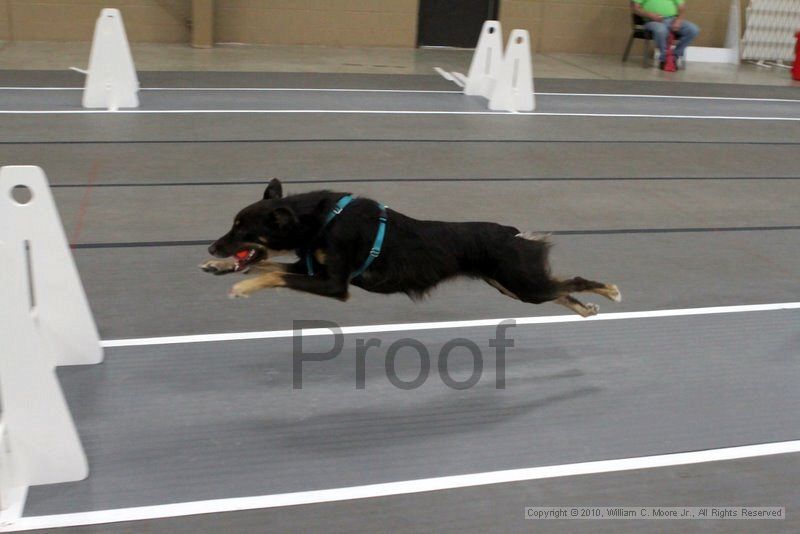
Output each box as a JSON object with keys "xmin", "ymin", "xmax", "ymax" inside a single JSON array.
[
  {"xmin": 324, "ymin": 195, "xmax": 354, "ymax": 226},
  {"xmin": 302, "ymin": 196, "xmax": 387, "ymax": 280},
  {"xmin": 350, "ymin": 206, "xmax": 387, "ymax": 280}
]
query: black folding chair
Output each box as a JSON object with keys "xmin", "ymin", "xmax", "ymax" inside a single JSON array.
[{"xmin": 622, "ymin": 13, "xmax": 654, "ymax": 67}]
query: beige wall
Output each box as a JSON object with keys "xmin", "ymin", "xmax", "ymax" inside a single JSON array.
[
  {"xmin": 215, "ymin": 0, "xmax": 418, "ymax": 47},
  {"xmin": 500, "ymin": 0, "xmax": 736, "ymax": 55},
  {"xmin": 0, "ymin": 0, "xmax": 417, "ymax": 47},
  {"xmin": 0, "ymin": 0, "xmax": 737, "ymax": 54},
  {"xmin": 2, "ymin": 0, "xmax": 189, "ymax": 42},
  {"xmin": 0, "ymin": 1, "xmax": 10, "ymax": 41}
]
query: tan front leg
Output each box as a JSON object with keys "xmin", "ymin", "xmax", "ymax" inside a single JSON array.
[
  {"xmin": 200, "ymin": 259, "xmax": 288, "ymax": 276},
  {"xmin": 247, "ymin": 261, "xmax": 289, "ymax": 274},
  {"xmin": 199, "ymin": 258, "xmax": 237, "ymax": 275},
  {"xmin": 229, "ymin": 272, "xmax": 287, "ymax": 299}
]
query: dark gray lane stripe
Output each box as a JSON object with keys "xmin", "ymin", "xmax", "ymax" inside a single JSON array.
[
  {"xmin": 70, "ymin": 225, "xmax": 800, "ymax": 250},
  {"xmin": 49, "ymin": 176, "xmax": 800, "ymax": 188},
  {"xmin": 3, "ymin": 139, "xmax": 800, "ymax": 145},
  {"xmin": 552, "ymin": 226, "xmax": 800, "ymax": 235}
]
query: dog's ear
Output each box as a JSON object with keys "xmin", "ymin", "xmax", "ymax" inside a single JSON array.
[
  {"xmin": 266, "ymin": 206, "xmax": 297, "ymax": 229},
  {"xmin": 264, "ymin": 178, "xmax": 283, "ymax": 200}
]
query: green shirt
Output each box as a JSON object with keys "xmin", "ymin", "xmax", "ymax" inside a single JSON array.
[{"xmin": 633, "ymin": 0, "xmax": 684, "ymax": 17}]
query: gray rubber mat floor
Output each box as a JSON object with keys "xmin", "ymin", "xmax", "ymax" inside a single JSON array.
[
  {"xmin": 53, "ymin": 453, "xmax": 800, "ymax": 534},
  {"xmin": 75, "ymin": 232, "xmax": 800, "ymax": 339},
  {"xmin": 25, "ymin": 309, "xmax": 800, "ymax": 516},
  {"xmin": 3, "ymin": 71, "xmax": 798, "ymax": 531}
]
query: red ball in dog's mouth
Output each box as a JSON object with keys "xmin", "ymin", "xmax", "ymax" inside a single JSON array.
[{"xmin": 233, "ymin": 248, "xmax": 259, "ymax": 272}]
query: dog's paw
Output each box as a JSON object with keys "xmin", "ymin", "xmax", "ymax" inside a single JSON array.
[
  {"xmin": 228, "ymin": 288, "xmax": 249, "ymax": 299},
  {"xmin": 228, "ymin": 278, "xmax": 264, "ymax": 299},
  {"xmin": 200, "ymin": 259, "xmax": 236, "ymax": 275},
  {"xmin": 605, "ymin": 284, "xmax": 622, "ymax": 303},
  {"xmin": 227, "ymin": 273, "xmax": 285, "ymax": 299},
  {"xmin": 582, "ymin": 303, "xmax": 600, "ymax": 317},
  {"xmin": 228, "ymin": 281, "xmax": 251, "ymax": 299}
]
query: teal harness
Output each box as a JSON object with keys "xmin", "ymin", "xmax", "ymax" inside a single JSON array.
[{"xmin": 302, "ymin": 195, "xmax": 387, "ymax": 280}]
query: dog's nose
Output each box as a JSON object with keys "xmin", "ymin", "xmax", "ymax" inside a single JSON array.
[{"xmin": 208, "ymin": 243, "xmax": 218, "ymax": 256}]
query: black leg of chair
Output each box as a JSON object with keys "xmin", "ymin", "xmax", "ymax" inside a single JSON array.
[
  {"xmin": 622, "ymin": 33, "xmax": 634, "ymax": 62},
  {"xmin": 642, "ymin": 38, "xmax": 651, "ymax": 68}
]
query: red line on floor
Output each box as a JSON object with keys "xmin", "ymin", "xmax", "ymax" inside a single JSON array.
[{"xmin": 69, "ymin": 160, "xmax": 101, "ymax": 246}]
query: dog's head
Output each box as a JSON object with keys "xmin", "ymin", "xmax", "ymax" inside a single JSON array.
[{"xmin": 208, "ymin": 178, "xmax": 301, "ymax": 270}]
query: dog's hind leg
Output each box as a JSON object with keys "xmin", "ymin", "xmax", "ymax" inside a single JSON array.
[
  {"xmin": 557, "ymin": 277, "xmax": 621, "ymax": 303},
  {"xmin": 484, "ymin": 273, "xmax": 611, "ymax": 317},
  {"xmin": 482, "ymin": 234, "xmax": 619, "ymax": 316},
  {"xmin": 485, "ymin": 278, "xmax": 521, "ymax": 300},
  {"xmin": 555, "ymin": 295, "xmax": 599, "ymax": 317},
  {"xmin": 484, "ymin": 271, "xmax": 619, "ymax": 316}
]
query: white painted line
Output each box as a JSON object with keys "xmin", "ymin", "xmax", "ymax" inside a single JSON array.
[
  {"xmin": 535, "ymin": 91, "xmax": 800, "ymax": 104},
  {"xmin": 4, "ymin": 439, "xmax": 799, "ymax": 531},
  {"xmin": 0, "ymin": 87, "xmax": 460, "ymax": 94},
  {"xmin": 2, "ymin": 86, "xmax": 799, "ymax": 103},
  {"xmin": 145, "ymin": 87, "xmax": 460, "ymax": 94},
  {"xmin": 101, "ymin": 302, "xmax": 800, "ymax": 348},
  {"xmin": 0, "ymin": 87, "xmax": 85, "ymax": 91},
  {"xmin": 1, "ymin": 109, "xmax": 799, "ymax": 121}
]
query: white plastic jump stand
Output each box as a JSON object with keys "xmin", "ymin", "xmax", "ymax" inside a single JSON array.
[
  {"xmin": 463, "ymin": 20, "xmax": 504, "ymax": 98},
  {"xmin": 82, "ymin": 8, "xmax": 139, "ymax": 110},
  {"xmin": 0, "ymin": 167, "xmax": 103, "ymax": 367},
  {"xmin": 489, "ymin": 30, "xmax": 535, "ymax": 112},
  {"xmin": 684, "ymin": 0, "xmax": 741, "ymax": 64},
  {"xmin": 0, "ymin": 166, "xmax": 103, "ymax": 525}
]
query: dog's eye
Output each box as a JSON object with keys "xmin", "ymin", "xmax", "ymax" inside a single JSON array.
[{"xmin": 234, "ymin": 220, "xmax": 241, "ymax": 227}]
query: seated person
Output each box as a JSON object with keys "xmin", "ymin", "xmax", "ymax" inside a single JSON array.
[{"xmin": 631, "ymin": 0, "xmax": 700, "ymax": 69}]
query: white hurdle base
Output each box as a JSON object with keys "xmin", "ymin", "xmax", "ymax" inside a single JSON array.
[
  {"xmin": 82, "ymin": 8, "xmax": 140, "ymax": 110},
  {"xmin": 685, "ymin": 46, "xmax": 739, "ymax": 64},
  {"xmin": 0, "ymin": 166, "xmax": 103, "ymax": 527},
  {"xmin": 656, "ymin": 46, "xmax": 740, "ymax": 64}
]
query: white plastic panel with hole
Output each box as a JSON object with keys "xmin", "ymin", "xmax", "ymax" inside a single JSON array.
[
  {"xmin": 0, "ymin": 166, "xmax": 102, "ymax": 525},
  {"xmin": 464, "ymin": 20, "xmax": 504, "ymax": 98},
  {"xmin": 82, "ymin": 8, "xmax": 140, "ymax": 110},
  {"xmin": 0, "ymin": 166, "xmax": 103, "ymax": 366},
  {"xmin": 489, "ymin": 30, "xmax": 535, "ymax": 112}
]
